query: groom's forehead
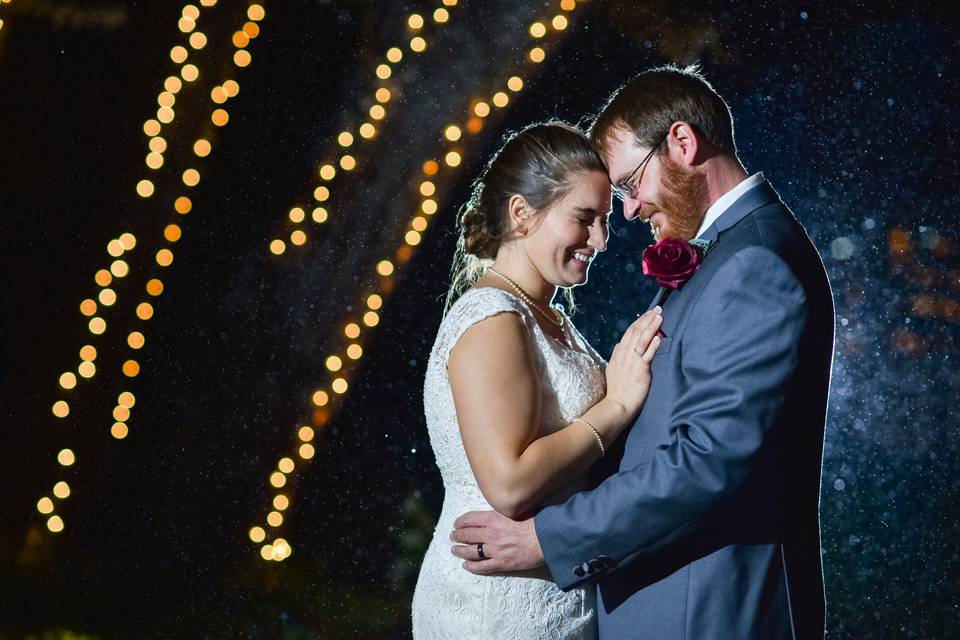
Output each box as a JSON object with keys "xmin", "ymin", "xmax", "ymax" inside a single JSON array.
[{"xmin": 603, "ymin": 131, "xmax": 642, "ymax": 180}]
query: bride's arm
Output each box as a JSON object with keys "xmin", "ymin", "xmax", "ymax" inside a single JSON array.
[{"xmin": 448, "ymin": 309, "xmax": 659, "ymax": 519}]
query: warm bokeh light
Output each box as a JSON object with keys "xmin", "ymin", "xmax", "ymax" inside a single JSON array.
[
  {"xmin": 359, "ymin": 123, "xmax": 376, "ymax": 139},
  {"xmin": 170, "ymin": 45, "xmax": 188, "ymax": 63},
  {"xmin": 78, "ymin": 361, "xmax": 96, "ymax": 378},
  {"xmin": 299, "ymin": 443, "xmax": 315, "ymax": 459},
  {"xmin": 363, "ymin": 311, "xmax": 380, "ymax": 327},
  {"xmin": 314, "ymin": 186, "xmax": 330, "ymax": 202},
  {"xmin": 419, "ymin": 180, "xmax": 436, "ymax": 197},
  {"xmin": 377, "ymin": 260, "xmax": 395, "ymax": 276},
  {"xmin": 386, "ymin": 47, "xmax": 402, "ymax": 63},
  {"xmin": 267, "ymin": 511, "xmax": 283, "ymax": 527},
  {"xmin": 375, "ymin": 87, "xmax": 391, "ymax": 103},
  {"xmin": 80, "ymin": 345, "xmax": 97, "ymax": 361},
  {"xmin": 529, "ymin": 47, "xmax": 546, "ymax": 63},
  {"xmin": 211, "ymin": 108, "xmax": 229, "ymax": 126},
  {"xmin": 128, "ymin": 331, "xmax": 146, "ymax": 349},
  {"xmin": 278, "ymin": 457, "xmax": 295, "ymax": 474},
  {"xmin": 339, "ymin": 154, "xmax": 356, "ymax": 171},
  {"xmin": 412, "ymin": 216, "xmax": 428, "ymax": 232},
  {"xmin": 410, "ymin": 36, "xmax": 426, "ymax": 52},
  {"xmin": 269, "ymin": 472, "xmax": 286, "ymax": 488},
  {"xmin": 157, "ymin": 106, "xmax": 175, "ymax": 124},
  {"xmin": 445, "ymin": 150, "xmax": 461, "ymax": 167},
  {"xmin": 182, "ymin": 168, "xmax": 201, "ymax": 186},
  {"xmin": 508, "ymin": 76, "xmax": 524, "ymax": 91},
  {"xmin": 407, "ymin": 13, "xmax": 424, "ymax": 29},
  {"xmin": 193, "ymin": 139, "xmax": 212, "ymax": 157},
  {"xmin": 98, "ymin": 288, "xmax": 117, "ymax": 306},
  {"xmin": 325, "ymin": 355, "xmax": 343, "ymax": 372},
  {"xmin": 232, "ymin": 31, "xmax": 249, "ymax": 48},
  {"xmin": 298, "ymin": 426, "xmax": 315, "ymax": 442},
  {"xmin": 422, "ymin": 198, "xmax": 438, "ymax": 215},
  {"xmin": 211, "ymin": 86, "xmax": 228, "ymax": 104},
  {"xmin": 561, "ymin": 0, "xmax": 576, "ymax": 10},
  {"xmin": 337, "ymin": 131, "xmax": 354, "ymax": 147},
  {"xmin": 273, "ymin": 494, "xmax": 290, "ymax": 510},
  {"xmin": 552, "ymin": 14, "xmax": 569, "ymax": 30},
  {"xmin": 178, "ymin": 17, "xmax": 195, "ymax": 33},
  {"xmin": 156, "ymin": 248, "xmax": 174, "ymax": 266},
  {"xmin": 249, "ymin": 526, "xmax": 266, "ymax": 543},
  {"xmin": 367, "ymin": 294, "xmax": 383, "ymax": 310},
  {"xmin": 146, "ymin": 152, "xmax": 164, "ymax": 169},
  {"xmin": 243, "ymin": 21, "xmax": 259, "ymax": 38},
  {"xmin": 289, "ymin": 206, "xmax": 305, "ymax": 223},
  {"xmin": 37, "ymin": 497, "xmax": 55, "ymax": 514},
  {"xmin": 164, "ymin": 224, "xmax": 182, "ymax": 242},
  {"xmin": 58, "ymin": 449, "xmax": 76, "ymax": 466},
  {"xmin": 422, "ymin": 160, "xmax": 439, "ymax": 176},
  {"xmin": 89, "ymin": 317, "xmax": 106, "ymax": 335},
  {"xmin": 234, "ymin": 50, "xmax": 252, "ymax": 67},
  {"xmin": 493, "ymin": 91, "xmax": 509, "ymax": 107},
  {"xmin": 112, "ymin": 403, "xmax": 129, "ymax": 423},
  {"xmin": 114, "ymin": 394, "xmax": 136, "ymax": 413},
  {"xmin": 345, "ymin": 323, "xmax": 361, "ymax": 339},
  {"xmin": 319, "ymin": 164, "xmax": 336, "ymax": 180},
  {"xmin": 111, "ymin": 259, "xmax": 129, "ymax": 278},
  {"xmin": 122, "ymin": 360, "xmax": 141, "ymax": 377},
  {"xmin": 312, "ymin": 390, "xmax": 329, "ymax": 407},
  {"xmin": 136, "ymin": 179, "xmax": 155, "ymax": 198},
  {"xmin": 260, "ymin": 544, "xmax": 274, "ymax": 560},
  {"xmin": 369, "ymin": 104, "xmax": 386, "ymax": 120},
  {"xmin": 165, "ymin": 76, "xmax": 183, "ymax": 93},
  {"xmin": 331, "ymin": 378, "xmax": 349, "ymax": 394},
  {"xmin": 223, "ymin": 79, "xmax": 240, "ymax": 97},
  {"xmin": 47, "ymin": 515, "xmax": 65, "ymax": 533},
  {"xmin": 529, "ymin": 22, "xmax": 547, "ymax": 38},
  {"xmin": 111, "ymin": 421, "xmax": 129, "ymax": 439},
  {"xmin": 347, "ymin": 344, "xmax": 363, "ymax": 360},
  {"xmin": 269, "ymin": 239, "xmax": 286, "ymax": 255},
  {"xmin": 375, "ymin": 64, "xmax": 392, "ymax": 80},
  {"xmin": 148, "ymin": 136, "xmax": 167, "ymax": 153},
  {"xmin": 119, "ymin": 232, "xmax": 136, "ymax": 250},
  {"xmin": 136, "ymin": 302, "xmax": 154, "ymax": 320},
  {"xmin": 247, "ymin": 4, "xmax": 265, "ymax": 21},
  {"xmin": 444, "ymin": 125, "xmax": 462, "ymax": 141},
  {"xmin": 189, "ymin": 31, "xmax": 207, "ymax": 49},
  {"xmin": 95, "ymin": 269, "xmax": 112, "ymax": 286},
  {"xmin": 290, "ymin": 230, "xmax": 306, "ymax": 245},
  {"xmin": 312, "ymin": 207, "xmax": 328, "ymax": 223},
  {"xmin": 53, "ymin": 481, "xmax": 70, "ymax": 499},
  {"xmin": 182, "ymin": 5, "xmax": 200, "ymax": 20},
  {"xmin": 80, "ymin": 299, "xmax": 97, "ymax": 316},
  {"xmin": 474, "ymin": 101, "xmax": 491, "ymax": 117},
  {"xmin": 52, "ymin": 401, "xmax": 69, "ymax": 418},
  {"xmin": 406, "ymin": 230, "xmax": 422, "ymax": 245},
  {"xmin": 181, "ymin": 63, "xmax": 199, "ymax": 82},
  {"xmin": 434, "ymin": 7, "xmax": 450, "ymax": 23}
]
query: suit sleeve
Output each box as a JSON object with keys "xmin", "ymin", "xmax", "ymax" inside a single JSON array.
[{"xmin": 534, "ymin": 247, "xmax": 808, "ymax": 590}]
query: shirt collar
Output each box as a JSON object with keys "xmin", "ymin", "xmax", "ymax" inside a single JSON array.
[{"xmin": 694, "ymin": 172, "xmax": 765, "ymax": 239}]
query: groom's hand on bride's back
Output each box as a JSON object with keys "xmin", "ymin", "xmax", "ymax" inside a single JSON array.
[{"xmin": 449, "ymin": 509, "xmax": 545, "ymax": 575}]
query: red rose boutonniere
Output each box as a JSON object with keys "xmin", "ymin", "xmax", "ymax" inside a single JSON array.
[{"xmin": 641, "ymin": 238, "xmax": 715, "ymax": 290}]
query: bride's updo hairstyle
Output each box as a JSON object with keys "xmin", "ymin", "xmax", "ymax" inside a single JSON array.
[{"xmin": 444, "ymin": 121, "xmax": 606, "ymax": 315}]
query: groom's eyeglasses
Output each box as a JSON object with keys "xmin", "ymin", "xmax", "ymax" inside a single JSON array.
[{"xmin": 611, "ymin": 133, "xmax": 668, "ymax": 202}]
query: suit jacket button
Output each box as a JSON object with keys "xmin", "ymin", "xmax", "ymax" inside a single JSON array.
[
  {"xmin": 573, "ymin": 566, "xmax": 585, "ymax": 577},
  {"xmin": 588, "ymin": 559, "xmax": 604, "ymax": 573},
  {"xmin": 582, "ymin": 561, "xmax": 593, "ymax": 574},
  {"xmin": 598, "ymin": 555, "xmax": 615, "ymax": 568}
]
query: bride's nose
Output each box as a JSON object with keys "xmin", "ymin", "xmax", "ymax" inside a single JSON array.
[{"xmin": 587, "ymin": 223, "xmax": 607, "ymax": 252}]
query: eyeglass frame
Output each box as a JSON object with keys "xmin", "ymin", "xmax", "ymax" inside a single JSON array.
[{"xmin": 610, "ymin": 133, "xmax": 668, "ymax": 202}]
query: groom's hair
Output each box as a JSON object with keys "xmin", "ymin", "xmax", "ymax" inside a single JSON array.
[{"xmin": 589, "ymin": 64, "xmax": 737, "ymax": 159}]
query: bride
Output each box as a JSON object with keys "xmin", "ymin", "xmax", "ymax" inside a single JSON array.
[{"xmin": 411, "ymin": 121, "xmax": 663, "ymax": 638}]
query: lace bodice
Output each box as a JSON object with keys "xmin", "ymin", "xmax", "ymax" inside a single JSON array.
[{"xmin": 412, "ymin": 287, "xmax": 607, "ymax": 639}]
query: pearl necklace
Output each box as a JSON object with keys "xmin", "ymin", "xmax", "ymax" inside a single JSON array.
[{"xmin": 487, "ymin": 267, "xmax": 564, "ymax": 328}]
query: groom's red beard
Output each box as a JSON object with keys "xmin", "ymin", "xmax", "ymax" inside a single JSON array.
[{"xmin": 649, "ymin": 155, "xmax": 709, "ymax": 241}]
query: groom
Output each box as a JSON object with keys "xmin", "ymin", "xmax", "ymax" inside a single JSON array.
[{"xmin": 450, "ymin": 65, "xmax": 834, "ymax": 639}]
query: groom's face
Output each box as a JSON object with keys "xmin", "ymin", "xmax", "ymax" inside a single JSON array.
[{"xmin": 604, "ymin": 129, "xmax": 708, "ymax": 242}]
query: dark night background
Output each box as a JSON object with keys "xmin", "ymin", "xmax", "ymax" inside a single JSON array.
[{"xmin": 1, "ymin": 0, "xmax": 958, "ymax": 638}]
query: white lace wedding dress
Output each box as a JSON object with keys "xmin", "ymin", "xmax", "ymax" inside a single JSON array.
[{"xmin": 411, "ymin": 287, "xmax": 607, "ymax": 639}]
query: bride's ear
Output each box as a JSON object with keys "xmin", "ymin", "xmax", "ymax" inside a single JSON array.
[{"xmin": 507, "ymin": 194, "xmax": 533, "ymax": 237}]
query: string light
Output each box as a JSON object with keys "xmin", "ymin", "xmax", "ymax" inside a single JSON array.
[
  {"xmin": 267, "ymin": 1, "xmax": 461, "ymax": 256},
  {"xmin": 36, "ymin": 1, "xmax": 265, "ymax": 535},
  {"xmin": 252, "ymin": 0, "xmax": 582, "ymax": 558}
]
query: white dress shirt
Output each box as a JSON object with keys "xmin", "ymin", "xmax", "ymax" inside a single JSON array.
[{"xmin": 694, "ymin": 172, "xmax": 765, "ymax": 239}]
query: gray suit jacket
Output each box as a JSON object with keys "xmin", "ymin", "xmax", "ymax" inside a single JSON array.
[{"xmin": 535, "ymin": 180, "xmax": 834, "ymax": 640}]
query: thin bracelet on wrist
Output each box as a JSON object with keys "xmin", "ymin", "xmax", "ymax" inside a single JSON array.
[{"xmin": 573, "ymin": 417, "xmax": 605, "ymax": 457}]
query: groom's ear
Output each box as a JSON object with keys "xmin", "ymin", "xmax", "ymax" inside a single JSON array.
[{"xmin": 668, "ymin": 120, "xmax": 700, "ymax": 167}]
